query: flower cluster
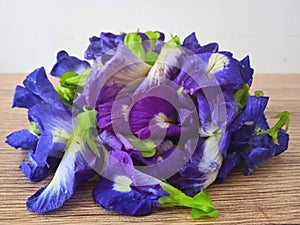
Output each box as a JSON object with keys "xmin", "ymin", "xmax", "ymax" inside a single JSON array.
[{"xmin": 6, "ymin": 30, "xmax": 290, "ymax": 218}]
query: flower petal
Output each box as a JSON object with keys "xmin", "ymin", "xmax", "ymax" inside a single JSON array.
[
  {"xmin": 93, "ymin": 150, "xmax": 166, "ymax": 216},
  {"xmin": 75, "ymin": 43, "xmax": 151, "ymax": 109},
  {"xmin": 6, "ymin": 129, "xmax": 38, "ymax": 150},
  {"xmin": 20, "ymin": 150, "xmax": 49, "ymax": 182},
  {"xmin": 28, "ymin": 104, "xmax": 72, "ymax": 167},
  {"xmin": 182, "ymin": 32, "xmax": 219, "ymax": 54},
  {"xmin": 22, "ymin": 67, "xmax": 67, "ymax": 110},
  {"xmin": 93, "ymin": 177, "xmax": 164, "ymax": 216},
  {"xmin": 26, "ymin": 138, "xmax": 95, "ymax": 213},
  {"xmin": 50, "ymin": 50, "xmax": 90, "ymax": 77},
  {"xmin": 168, "ymin": 136, "xmax": 223, "ymax": 196},
  {"xmin": 84, "ymin": 32, "xmax": 125, "ymax": 61}
]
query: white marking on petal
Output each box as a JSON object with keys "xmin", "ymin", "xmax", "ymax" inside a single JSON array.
[
  {"xmin": 198, "ymin": 135, "xmax": 223, "ymax": 189},
  {"xmin": 244, "ymin": 121, "xmax": 254, "ymax": 126},
  {"xmin": 113, "ymin": 175, "xmax": 132, "ymax": 193},
  {"xmin": 52, "ymin": 128, "xmax": 71, "ymax": 143},
  {"xmin": 155, "ymin": 112, "xmax": 171, "ymax": 128},
  {"xmin": 206, "ymin": 53, "xmax": 229, "ymax": 76},
  {"xmin": 134, "ymin": 45, "xmax": 182, "ymax": 93},
  {"xmin": 122, "ymin": 105, "xmax": 129, "ymax": 122}
]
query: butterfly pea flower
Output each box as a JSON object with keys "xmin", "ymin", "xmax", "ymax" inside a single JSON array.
[
  {"xmin": 218, "ymin": 96, "xmax": 289, "ymax": 180},
  {"xmin": 182, "ymin": 32, "xmax": 219, "ymax": 54},
  {"xmin": 6, "ymin": 67, "xmax": 72, "ymax": 182},
  {"xmin": 6, "ymin": 129, "xmax": 38, "ymax": 150},
  {"xmin": 93, "ymin": 150, "xmax": 218, "ymax": 218},
  {"xmin": 50, "ymin": 50, "xmax": 90, "ymax": 77},
  {"xmin": 7, "ymin": 30, "xmax": 290, "ymax": 219},
  {"xmin": 27, "ymin": 109, "xmax": 102, "ymax": 213},
  {"xmin": 174, "ymin": 42, "xmax": 254, "ymax": 94},
  {"xmin": 93, "ymin": 150, "xmax": 167, "ymax": 216}
]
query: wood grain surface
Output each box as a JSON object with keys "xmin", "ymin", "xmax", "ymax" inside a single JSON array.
[{"xmin": 0, "ymin": 74, "xmax": 299, "ymax": 225}]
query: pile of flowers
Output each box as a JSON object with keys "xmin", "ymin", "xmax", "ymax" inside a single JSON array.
[{"xmin": 6, "ymin": 30, "xmax": 290, "ymax": 218}]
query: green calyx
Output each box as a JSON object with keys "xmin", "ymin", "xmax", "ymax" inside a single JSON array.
[
  {"xmin": 55, "ymin": 68, "xmax": 90, "ymax": 105},
  {"xmin": 234, "ymin": 84, "xmax": 250, "ymax": 112},
  {"xmin": 257, "ymin": 111, "xmax": 290, "ymax": 144},
  {"xmin": 124, "ymin": 31, "xmax": 161, "ymax": 66},
  {"xmin": 158, "ymin": 182, "xmax": 218, "ymax": 219},
  {"xmin": 126, "ymin": 136, "xmax": 156, "ymax": 158},
  {"xmin": 28, "ymin": 122, "xmax": 40, "ymax": 135},
  {"xmin": 65, "ymin": 107, "xmax": 100, "ymax": 157}
]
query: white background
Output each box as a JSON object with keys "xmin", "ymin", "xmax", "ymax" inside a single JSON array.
[{"xmin": 0, "ymin": 0, "xmax": 299, "ymax": 73}]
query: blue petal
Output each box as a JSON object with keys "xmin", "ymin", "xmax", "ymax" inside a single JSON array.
[
  {"xmin": 12, "ymin": 85, "xmax": 43, "ymax": 109},
  {"xmin": 6, "ymin": 129, "xmax": 38, "ymax": 150},
  {"xmin": 230, "ymin": 96, "xmax": 269, "ymax": 133},
  {"xmin": 93, "ymin": 177, "xmax": 162, "ymax": 216},
  {"xmin": 93, "ymin": 150, "xmax": 166, "ymax": 216},
  {"xmin": 13, "ymin": 67, "xmax": 68, "ymax": 111},
  {"xmin": 50, "ymin": 50, "xmax": 90, "ymax": 77},
  {"xmin": 84, "ymin": 32, "xmax": 125, "ymax": 61},
  {"xmin": 244, "ymin": 147, "xmax": 273, "ymax": 175},
  {"xmin": 168, "ymin": 136, "xmax": 223, "ymax": 196},
  {"xmin": 23, "ymin": 67, "xmax": 66, "ymax": 108},
  {"xmin": 240, "ymin": 56, "xmax": 254, "ymax": 86},
  {"xmin": 28, "ymin": 104, "xmax": 72, "ymax": 167},
  {"xmin": 274, "ymin": 130, "xmax": 289, "ymax": 156},
  {"xmin": 175, "ymin": 52, "xmax": 253, "ymax": 93},
  {"xmin": 75, "ymin": 43, "xmax": 150, "ymax": 109},
  {"xmin": 20, "ymin": 150, "xmax": 49, "ymax": 182},
  {"xmin": 182, "ymin": 32, "xmax": 219, "ymax": 54},
  {"xmin": 26, "ymin": 144, "xmax": 95, "ymax": 213},
  {"xmin": 217, "ymin": 152, "xmax": 242, "ymax": 181}
]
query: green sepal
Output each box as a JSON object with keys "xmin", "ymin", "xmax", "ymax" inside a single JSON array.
[
  {"xmin": 144, "ymin": 51, "xmax": 159, "ymax": 66},
  {"xmin": 55, "ymin": 68, "xmax": 90, "ymax": 105},
  {"xmin": 28, "ymin": 122, "xmax": 40, "ymax": 135},
  {"xmin": 254, "ymin": 90, "xmax": 264, "ymax": 97},
  {"xmin": 126, "ymin": 136, "xmax": 156, "ymax": 158},
  {"xmin": 257, "ymin": 111, "xmax": 290, "ymax": 144},
  {"xmin": 145, "ymin": 31, "xmax": 161, "ymax": 48},
  {"xmin": 234, "ymin": 84, "xmax": 250, "ymax": 112},
  {"xmin": 167, "ymin": 34, "xmax": 181, "ymax": 48},
  {"xmin": 177, "ymin": 87, "xmax": 184, "ymax": 95},
  {"xmin": 158, "ymin": 182, "xmax": 218, "ymax": 218},
  {"xmin": 124, "ymin": 32, "xmax": 145, "ymax": 59},
  {"xmin": 55, "ymin": 86, "xmax": 75, "ymax": 105},
  {"xmin": 65, "ymin": 107, "xmax": 100, "ymax": 157}
]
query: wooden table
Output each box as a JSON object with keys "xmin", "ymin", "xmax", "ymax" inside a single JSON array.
[{"xmin": 0, "ymin": 74, "xmax": 299, "ymax": 225}]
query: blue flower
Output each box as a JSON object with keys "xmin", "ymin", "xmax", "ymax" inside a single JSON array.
[
  {"xmin": 217, "ymin": 96, "xmax": 289, "ymax": 180},
  {"xmin": 167, "ymin": 136, "xmax": 223, "ymax": 196},
  {"xmin": 6, "ymin": 129, "xmax": 38, "ymax": 150},
  {"xmin": 7, "ymin": 67, "xmax": 72, "ymax": 182},
  {"xmin": 12, "ymin": 67, "xmax": 68, "ymax": 110},
  {"xmin": 93, "ymin": 150, "xmax": 167, "ymax": 216},
  {"xmin": 182, "ymin": 32, "xmax": 219, "ymax": 54},
  {"xmin": 27, "ymin": 139, "xmax": 96, "ymax": 213},
  {"xmin": 84, "ymin": 32, "xmax": 126, "ymax": 63},
  {"xmin": 174, "ymin": 51, "xmax": 253, "ymax": 94},
  {"xmin": 50, "ymin": 50, "xmax": 90, "ymax": 77}
]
